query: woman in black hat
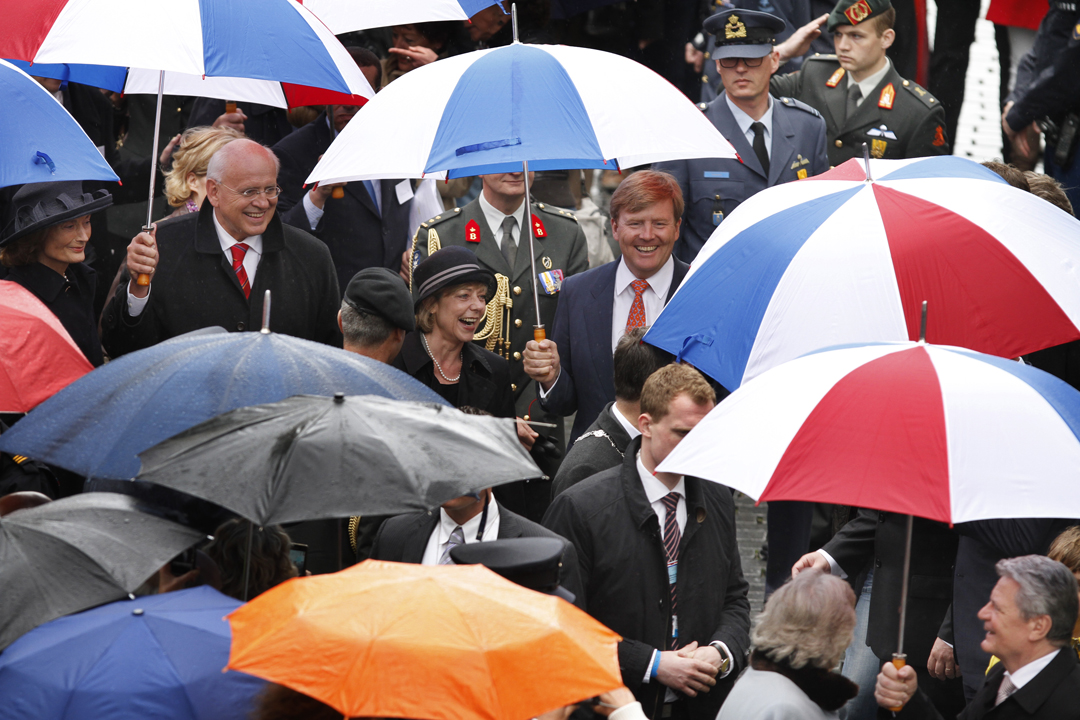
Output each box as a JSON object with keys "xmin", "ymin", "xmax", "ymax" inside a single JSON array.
[
  {"xmin": 0, "ymin": 181, "xmax": 112, "ymax": 366},
  {"xmin": 394, "ymin": 246, "xmax": 514, "ymax": 418}
]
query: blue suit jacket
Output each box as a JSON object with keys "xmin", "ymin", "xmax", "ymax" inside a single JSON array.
[
  {"xmin": 539, "ymin": 258, "xmax": 690, "ymax": 444},
  {"xmin": 654, "ymin": 91, "xmax": 828, "ymax": 264}
]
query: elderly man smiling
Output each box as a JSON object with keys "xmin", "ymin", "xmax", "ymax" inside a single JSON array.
[{"xmin": 102, "ymin": 139, "xmax": 341, "ymax": 357}]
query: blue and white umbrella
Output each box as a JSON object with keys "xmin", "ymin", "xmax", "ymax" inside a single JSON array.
[
  {"xmin": 306, "ymin": 42, "xmax": 737, "ymax": 183},
  {"xmin": 0, "ymin": 59, "xmax": 118, "ymax": 189}
]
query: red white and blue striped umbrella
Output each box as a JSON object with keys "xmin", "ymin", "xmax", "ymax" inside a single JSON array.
[
  {"xmin": 645, "ymin": 156, "xmax": 1080, "ymax": 392},
  {"xmin": 657, "ymin": 341, "xmax": 1080, "ymax": 524},
  {"xmin": 300, "ymin": 0, "xmax": 505, "ymax": 33}
]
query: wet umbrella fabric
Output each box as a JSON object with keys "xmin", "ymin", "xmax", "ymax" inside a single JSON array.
[
  {"xmin": 0, "ymin": 493, "xmax": 204, "ymax": 650},
  {"xmin": 300, "ymin": 0, "xmax": 504, "ymax": 33},
  {"xmin": 0, "ymin": 586, "xmax": 266, "ymax": 720},
  {"xmin": 226, "ymin": 560, "xmax": 622, "ymax": 720},
  {"xmin": 136, "ymin": 394, "xmax": 541, "ymax": 525},
  {"xmin": 0, "ymin": 59, "xmax": 118, "ymax": 189},
  {"xmin": 0, "ymin": 329, "xmax": 447, "ymax": 481},
  {"xmin": 0, "ymin": 280, "xmax": 92, "ymax": 413}
]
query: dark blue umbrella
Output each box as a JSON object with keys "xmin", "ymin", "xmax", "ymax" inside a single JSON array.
[
  {"xmin": 0, "ymin": 586, "xmax": 266, "ymax": 720},
  {"xmin": 0, "ymin": 328, "xmax": 446, "ymax": 480}
]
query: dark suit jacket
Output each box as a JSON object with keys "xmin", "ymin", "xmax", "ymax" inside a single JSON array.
[
  {"xmin": 100, "ymin": 203, "xmax": 342, "ymax": 357},
  {"xmin": 653, "ymin": 91, "xmax": 828, "ymax": 263},
  {"xmin": 274, "ymin": 113, "xmax": 412, "ymax": 291},
  {"xmin": 392, "ymin": 331, "xmax": 514, "ymax": 419},
  {"xmin": 770, "ymin": 55, "xmax": 949, "ymax": 165},
  {"xmin": 368, "ymin": 503, "xmax": 584, "ymax": 606},
  {"xmin": 543, "ymin": 437, "xmax": 751, "ymax": 720},
  {"xmin": 899, "ymin": 647, "xmax": 1080, "ymax": 719},
  {"xmin": 539, "ymin": 258, "xmax": 690, "ymax": 444},
  {"xmin": 552, "ymin": 401, "xmax": 632, "ymax": 498}
]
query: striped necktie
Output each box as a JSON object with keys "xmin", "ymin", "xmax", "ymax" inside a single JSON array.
[
  {"xmin": 230, "ymin": 242, "xmax": 251, "ymax": 299},
  {"xmin": 439, "ymin": 525, "xmax": 465, "ymax": 565},
  {"xmin": 661, "ymin": 492, "xmax": 681, "ymax": 648}
]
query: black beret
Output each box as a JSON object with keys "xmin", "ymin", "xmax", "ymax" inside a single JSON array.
[
  {"xmin": 828, "ymin": 0, "xmax": 892, "ymax": 31},
  {"xmin": 343, "ymin": 267, "xmax": 415, "ymax": 332},
  {"xmin": 412, "ymin": 246, "xmax": 497, "ymax": 310},
  {"xmin": 704, "ymin": 9, "xmax": 786, "ymax": 59},
  {"xmin": 450, "ymin": 537, "xmax": 575, "ymax": 603}
]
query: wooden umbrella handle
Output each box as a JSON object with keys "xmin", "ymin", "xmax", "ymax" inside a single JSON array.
[{"xmin": 534, "ymin": 327, "xmax": 546, "ymax": 342}]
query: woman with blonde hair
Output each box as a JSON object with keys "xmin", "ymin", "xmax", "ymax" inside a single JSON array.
[
  {"xmin": 718, "ymin": 570, "xmax": 859, "ymax": 719},
  {"xmin": 161, "ymin": 125, "xmax": 243, "ymax": 219}
]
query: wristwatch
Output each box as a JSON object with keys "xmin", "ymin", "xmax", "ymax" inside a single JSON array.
[{"xmin": 709, "ymin": 641, "xmax": 731, "ymax": 674}]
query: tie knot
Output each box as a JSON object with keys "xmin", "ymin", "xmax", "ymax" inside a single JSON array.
[
  {"xmin": 661, "ymin": 492, "xmax": 680, "ymax": 512},
  {"xmin": 230, "ymin": 242, "xmax": 250, "ymax": 260},
  {"xmin": 631, "ymin": 279, "xmax": 649, "ymax": 295},
  {"xmin": 751, "ymin": 121, "xmax": 766, "ymax": 136}
]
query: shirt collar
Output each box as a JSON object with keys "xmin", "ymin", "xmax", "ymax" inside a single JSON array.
[
  {"xmin": 636, "ymin": 451, "xmax": 686, "ymax": 505},
  {"xmin": 615, "ymin": 255, "xmax": 675, "ymax": 297},
  {"xmin": 1004, "ymin": 648, "xmax": 1060, "ymax": 690},
  {"xmin": 437, "ymin": 496, "xmax": 501, "ymax": 544},
  {"xmin": 724, "ymin": 92, "xmax": 774, "ymax": 137},
  {"xmin": 613, "ymin": 403, "xmax": 642, "ymax": 440},
  {"xmin": 478, "ymin": 191, "xmax": 526, "ymax": 238},
  {"xmin": 211, "ymin": 208, "xmax": 264, "ymax": 257},
  {"xmin": 853, "ymin": 57, "xmax": 893, "ymax": 104}
]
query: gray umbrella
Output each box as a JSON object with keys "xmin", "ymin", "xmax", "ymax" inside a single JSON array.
[
  {"xmin": 135, "ymin": 394, "xmax": 542, "ymax": 526},
  {"xmin": 0, "ymin": 492, "xmax": 205, "ymax": 650}
]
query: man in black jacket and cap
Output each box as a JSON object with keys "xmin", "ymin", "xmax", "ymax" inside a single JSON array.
[{"xmin": 544, "ymin": 363, "xmax": 750, "ymax": 720}]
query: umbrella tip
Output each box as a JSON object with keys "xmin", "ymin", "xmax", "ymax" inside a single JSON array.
[
  {"xmin": 261, "ymin": 290, "xmax": 271, "ymax": 334},
  {"xmin": 511, "ymin": 3, "xmax": 520, "ymax": 43},
  {"xmin": 918, "ymin": 300, "xmax": 928, "ymax": 344},
  {"xmin": 132, "ymin": 608, "xmax": 144, "ymax": 616},
  {"xmin": 334, "ymin": 392, "xmax": 345, "ymax": 403},
  {"xmin": 861, "ymin": 143, "xmax": 873, "ymax": 182}
]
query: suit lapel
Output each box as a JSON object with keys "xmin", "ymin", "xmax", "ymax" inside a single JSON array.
[
  {"xmin": 588, "ymin": 262, "xmax": 618, "ymax": 390},
  {"xmin": 497, "ymin": 508, "xmax": 524, "ymax": 538},
  {"xmin": 823, "ymin": 79, "xmax": 848, "ymax": 135},
  {"xmin": 667, "ymin": 259, "xmax": 690, "ymax": 301},
  {"xmin": 712, "ymin": 94, "xmax": 766, "ymax": 179},
  {"xmin": 768, "ymin": 105, "xmax": 798, "ymax": 186},
  {"xmin": 400, "ymin": 513, "xmax": 439, "ymax": 563}
]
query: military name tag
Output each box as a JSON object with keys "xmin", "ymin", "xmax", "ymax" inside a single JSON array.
[
  {"xmin": 703, "ymin": 171, "xmax": 730, "ymax": 178},
  {"xmin": 538, "ymin": 269, "xmax": 564, "ymax": 295}
]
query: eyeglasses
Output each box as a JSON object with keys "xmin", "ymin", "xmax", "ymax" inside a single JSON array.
[
  {"xmin": 718, "ymin": 56, "xmax": 766, "ymax": 68},
  {"xmin": 217, "ymin": 182, "xmax": 282, "ymax": 199}
]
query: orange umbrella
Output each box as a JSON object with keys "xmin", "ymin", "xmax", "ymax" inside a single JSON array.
[
  {"xmin": 0, "ymin": 280, "xmax": 92, "ymax": 412},
  {"xmin": 226, "ymin": 559, "xmax": 622, "ymax": 720}
]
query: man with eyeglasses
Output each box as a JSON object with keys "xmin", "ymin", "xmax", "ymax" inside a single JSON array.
[
  {"xmin": 101, "ymin": 139, "xmax": 342, "ymax": 357},
  {"xmin": 654, "ymin": 8, "xmax": 828, "ymax": 265}
]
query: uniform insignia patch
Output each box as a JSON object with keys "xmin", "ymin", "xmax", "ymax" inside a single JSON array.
[
  {"xmin": 542, "ymin": 256, "xmax": 552, "ymax": 269},
  {"xmin": 790, "ymin": 154, "xmax": 811, "ymax": 170},
  {"xmin": 844, "ymin": 0, "xmax": 872, "ymax": 25},
  {"xmin": 913, "ymin": 85, "xmax": 927, "ymax": 96},
  {"xmin": 932, "ymin": 126, "xmax": 946, "ymax": 147},
  {"xmin": 826, "ymin": 67, "xmax": 846, "ymax": 88},
  {"xmin": 797, "ymin": 169, "xmax": 808, "ymax": 180},
  {"xmin": 532, "ymin": 215, "xmax": 547, "ymax": 238},
  {"xmin": 725, "ymin": 15, "xmax": 747, "ymax": 39},
  {"xmin": 538, "ymin": 269, "xmax": 564, "ymax": 295},
  {"xmin": 866, "ymin": 125, "xmax": 898, "ymax": 140},
  {"xmin": 465, "ymin": 219, "xmax": 481, "ymax": 243},
  {"xmin": 871, "ymin": 139, "xmax": 887, "ymax": 158},
  {"xmin": 1074, "ymin": 23, "xmax": 1080, "ymax": 41},
  {"xmin": 878, "ymin": 83, "xmax": 895, "ymax": 109}
]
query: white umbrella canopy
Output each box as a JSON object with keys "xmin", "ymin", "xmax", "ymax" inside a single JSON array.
[{"xmin": 300, "ymin": 0, "xmax": 505, "ymax": 33}]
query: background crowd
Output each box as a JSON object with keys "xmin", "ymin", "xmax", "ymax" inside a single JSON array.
[{"xmin": 2, "ymin": 0, "xmax": 1080, "ymax": 719}]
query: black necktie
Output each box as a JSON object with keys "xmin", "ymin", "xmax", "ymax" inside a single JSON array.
[
  {"xmin": 500, "ymin": 215, "xmax": 517, "ymax": 270},
  {"xmin": 751, "ymin": 121, "xmax": 769, "ymax": 176},
  {"xmin": 846, "ymin": 82, "xmax": 862, "ymax": 124}
]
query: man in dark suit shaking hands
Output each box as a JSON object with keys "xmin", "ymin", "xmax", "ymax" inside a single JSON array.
[
  {"xmin": 875, "ymin": 555, "xmax": 1080, "ymax": 719},
  {"xmin": 523, "ymin": 171, "xmax": 691, "ymax": 445}
]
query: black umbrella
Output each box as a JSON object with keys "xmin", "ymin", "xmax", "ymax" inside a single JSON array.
[
  {"xmin": 136, "ymin": 394, "xmax": 541, "ymax": 526},
  {"xmin": 0, "ymin": 492, "xmax": 205, "ymax": 650}
]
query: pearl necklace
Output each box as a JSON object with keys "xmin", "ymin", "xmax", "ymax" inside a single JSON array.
[{"xmin": 421, "ymin": 333, "xmax": 462, "ymax": 383}]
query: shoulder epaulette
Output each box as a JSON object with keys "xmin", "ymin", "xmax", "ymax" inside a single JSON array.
[
  {"xmin": 805, "ymin": 53, "xmax": 839, "ymax": 62},
  {"xmin": 778, "ymin": 96, "xmax": 822, "ymax": 118},
  {"xmin": 535, "ymin": 202, "xmax": 579, "ymax": 223},
  {"xmin": 418, "ymin": 206, "xmax": 462, "ymax": 230},
  {"xmin": 899, "ymin": 79, "xmax": 939, "ymax": 109}
]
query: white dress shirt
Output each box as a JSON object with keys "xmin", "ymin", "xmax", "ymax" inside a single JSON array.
[
  {"xmin": 724, "ymin": 93, "xmax": 775, "ymax": 159},
  {"xmin": 613, "ymin": 403, "xmax": 642, "ymax": 441},
  {"xmin": 848, "ymin": 58, "xmax": 893, "ymax": 109},
  {"xmin": 127, "ymin": 210, "xmax": 263, "ymax": 316},
  {"xmin": 420, "ymin": 497, "xmax": 502, "ymax": 565},
  {"xmin": 611, "ymin": 255, "xmax": 675, "ymax": 352},
  {"xmin": 478, "ymin": 192, "xmax": 525, "ymax": 254},
  {"xmin": 1004, "ymin": 648, "xmax": 1060, "ymax": 692}
]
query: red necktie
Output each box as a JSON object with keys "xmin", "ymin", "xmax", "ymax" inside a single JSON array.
[
  {"xmin": 625, "ymin": 279, "xmax": 649, "ymax": 334},
  {"xmin": 661, "ymin": 492, "xmax": 681, "ymax": 648},
  {"xmin": 230, "ymin": 242, "xmax": 251, "ymax": 299}
]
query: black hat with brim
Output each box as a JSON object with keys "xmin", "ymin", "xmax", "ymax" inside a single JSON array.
[
  {"xmin": 827, "ymin": 0, "xmax": 892, "ymax": 31},
  {"xmin": 344, "ymin": 267, "xmax": 416, "ymax": 332},
  {"xmin": 1, "ymin": 181, "xmax": 113, "ymax": 247},
  {"xmin": 450, "ymin": 537, "xmax": 577, "ymax": 604},
  {"xmin": 705, "ymin": 9, "xmax": 787, "ymax": 60},
  {"xmin": 412, "ymin": 246, "xmax": 498, "ymax": 311}
]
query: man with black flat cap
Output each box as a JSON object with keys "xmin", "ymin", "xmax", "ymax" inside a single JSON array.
[
  {"xmin": 654, "ymin": 8, "xmax": 828, "ymax": 264},
  {"xmin": 770, "ymin": 0, "xmax": 949, "ymax": 164},
  {"xmin": 339, "ymin": 267, "xmax": 414, "ymax": 364}
]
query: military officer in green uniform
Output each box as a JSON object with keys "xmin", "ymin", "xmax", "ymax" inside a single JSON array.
[
  {"xmin": 769, "ymin": 0, "xmax": 949, "ymax": 164},
  {"xmin": 408, "ymin": 172, "xmax": 589, "ymax": 521}
]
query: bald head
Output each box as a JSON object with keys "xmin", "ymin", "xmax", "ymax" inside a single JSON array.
[{"xmin": 205, "ymin": 139, "xmax": 281, "ymax": 241}]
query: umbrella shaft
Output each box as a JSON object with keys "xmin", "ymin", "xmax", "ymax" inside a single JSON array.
[
  {"xmin": 896, "ymin": 513, "xmax": 914, "ymax": 656},
  {"xmin": 521, "ymin": 160, "xmax": 543, "ymax": 330},
  {"xmin": 145, "ymin": 71, "xmax": 165, "ymax": 229}
]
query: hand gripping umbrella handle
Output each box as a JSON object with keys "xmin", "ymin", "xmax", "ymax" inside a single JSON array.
[
  {"xmin": 888, "ymin": 654, "xmax": 907, "ymax": 712},
  {"xmin": 136, "ymin": 224, "xmax": 153, "ymax": 287}
]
